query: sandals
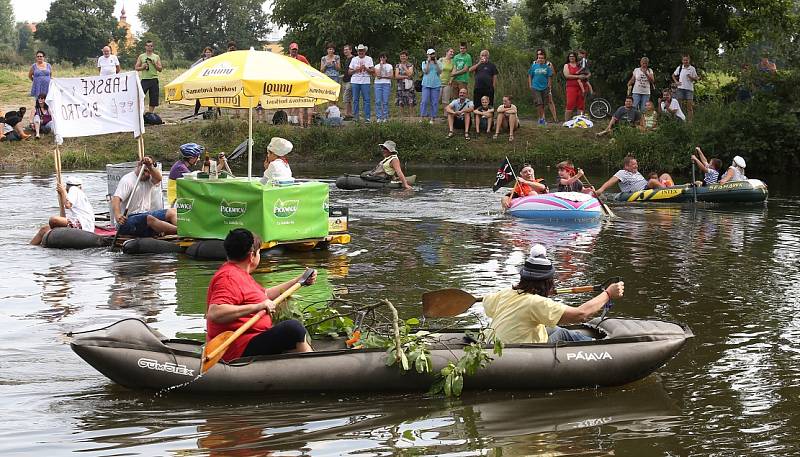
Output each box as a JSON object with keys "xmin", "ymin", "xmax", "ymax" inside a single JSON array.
[
  {"xmin": 492, "ymin": 133, "xmax": 499, "ymax": 140},
  {"xmin": 464, "ymin": 133, "xmax": 470, "ymax": 140},
  {"xmin": 509, "ymin": 135, "xmax": 514, "ymax": 142},
  {"xmin": 447, "ymin": 131, "xmax": 454, "ymax": 138}
]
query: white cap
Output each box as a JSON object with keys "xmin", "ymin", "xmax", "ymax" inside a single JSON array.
[
  {"xmin": 426, "ymin": 48, "xmax": 436, "ymax": 55},
  {"xmin": 733, "ymin": 156, "xmax": 746, "ymax": 168},
  {"xmin": 65, "ymin": 177, "xmax": 83, "ymax": 186},
  {"xmin": 267, "ymin": 137, "xmax": 293, "ymax": 157}
]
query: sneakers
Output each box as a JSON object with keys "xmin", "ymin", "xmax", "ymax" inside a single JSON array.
[{"xmin": 538, "ymin": 118, "xmax": 546, "ymax": 126}]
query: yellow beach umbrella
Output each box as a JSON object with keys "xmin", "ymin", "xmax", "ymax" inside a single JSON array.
[{"xmin": 165, "ymin": 49, "xmax": 340, "ymax": 177}]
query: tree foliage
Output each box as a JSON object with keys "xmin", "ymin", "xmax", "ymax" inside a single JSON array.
[
  {"xmin": 0, "ymin": 0, "xmax": 14, "ymax": 48},
  {"xmin": 35, "ymin": 0, "xmax": 118, "ymax": 63},
  {"xmin": 271, "ymin": 0, "xmax": 493, "ymax": 65},
  {"xmin": 138, "ymin": 0, "xmax": 270, "ymax": 60}
]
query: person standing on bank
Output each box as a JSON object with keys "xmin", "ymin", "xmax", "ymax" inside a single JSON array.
[
  {"xmin": 97, "ymin": 46, "xmax": 121, "ymax": 75},
  {"xmin": 672, "ymin": 55, "xmax": 699, "ymax": 122},
  {"xmin": 135, "ymin": 40, "xmax": 163, "ymax": 114},
  {"xmin": 420, "ymin": 48, "xmax": 442, "ymax": 124},
  {"xmin": 29, "ymin": 50, "xmax": 52, "ymax": 100},
  {"xmin": 627, "ymin": 56, "xmax": 655, "ymax": 112},
  {"xmin": 469, "ymin": 49, "xmax": 498, "ymax": 106}
]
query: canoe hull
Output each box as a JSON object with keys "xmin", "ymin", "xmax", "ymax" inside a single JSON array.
[
  {"xmin": 70, "ymin": 318, "xmax": 692, "ymax": 393},
  {"xmin": 335, "ymin": 174, "xmax": 416, "ymax": 190},
  {"xmin": 612, "ymin": 179, "xmax": 768, "ymax": 203},
  {"xmin": 508, "ymin": 192, "xmax": 603, "ymax": 220}
]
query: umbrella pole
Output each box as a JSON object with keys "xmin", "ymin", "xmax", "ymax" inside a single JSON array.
[{"xmin": 248, "ymin": 106, "xmax": 253, "ymax": 179}]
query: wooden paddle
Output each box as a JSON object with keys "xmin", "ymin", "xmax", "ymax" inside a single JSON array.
[
  {"xmin": 201, "ymin": 268, "xmax": 315, "ymax": 373},
  {"xmin": 581, "ymin": 176, "xmax": 615, "ymax": 218},
  {"xmin": 422, "ymin": 278, "xmax": 620, "ymax": 318}
]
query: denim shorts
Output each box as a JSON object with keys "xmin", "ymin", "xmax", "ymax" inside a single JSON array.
[{"xmin": 119, "ymin": 209, "xmax": 168, "ymax": 237}]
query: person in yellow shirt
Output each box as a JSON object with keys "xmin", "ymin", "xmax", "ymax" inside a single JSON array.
[{"xmin": 482, "ymin": 244, "xmax": 624, "ymax": 343}]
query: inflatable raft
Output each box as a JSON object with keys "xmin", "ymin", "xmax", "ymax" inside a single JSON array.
[
  {"xmin": 70, "ymin": 317, "xmax": 692, "ymax": 393},
  {"xmin": 612, "ymin": 179, "xmax": 768, "ymax": 203},
  {"xmin": 335, "ymin": 174, "xmax": 416, "ymax": 190},
  {"xmin": 508, "ymin": 192, "xmax": 603, "ymax": 220}
]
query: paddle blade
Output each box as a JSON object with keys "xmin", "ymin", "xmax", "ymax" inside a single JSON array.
[
  {"xmin": 201, "ymin": 330, "xmax": 233, "ymax": 374},
  {"xmin": 422, "ymin": 289, "xmax": 479, "ymax": 318}
]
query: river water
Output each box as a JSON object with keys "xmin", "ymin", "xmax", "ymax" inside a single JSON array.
[{"xmin": 1, "ymin": 166, "xmax": 799, "ymax": 456}]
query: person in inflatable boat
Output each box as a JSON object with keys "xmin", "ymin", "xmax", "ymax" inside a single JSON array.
[
  {"xmin": 482, "ymin": 244, "xmax": 624, "ymax": 344},
  {"xmin": 206, "ymin": 228, "xmax": 317, "ymax": 362},
  {"xmin": 361, "ymin": 140, "xmax": 413, "ymax": 190},
  {"xmin": 501, "ymin": 164, "xmax": 547, "ymax": 209},
  {"xmin": 719, "ymin": 155, "xmax": 748, "ymax": 184},
  {"xmin": 30, "ymin": 176, "xmax": 95, "ymax": 245}
]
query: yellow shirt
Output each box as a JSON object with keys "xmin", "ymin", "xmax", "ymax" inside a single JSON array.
[{"xmin": 482, "ymin": 288, "xmax": 567, "ymax": 344}]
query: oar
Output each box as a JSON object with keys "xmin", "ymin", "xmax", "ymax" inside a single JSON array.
[
  {"xmin": 201, "ymin": 268, "xmax": 315, "ymax": 373},
  {"xmin": 228, "ymin": 139, "xmax": 250, "ymax": 161},
  {"xmin": 110, "ymin": 164, "xmax": 147, "ymax": 248},
  {"xmin": 422, "ymin": 278, "xmax": 621, "ymax": 318},
  {"xmin": 581, "ymin": 176, "xmax": 615, "ymax": 218}
]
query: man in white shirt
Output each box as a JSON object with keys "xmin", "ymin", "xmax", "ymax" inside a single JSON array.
[
  {"xmin": 672, "ymin": 54, "xmax": 699, "ymax": 121},
  {"xmin": 112, "ymin": 157, "xmax": 177, "ymax": 237},
  {"xmin": 658, "ymin": 89, "xmax": 686, "ymax": 121},
  {"xmin": 97, "ymin": 46, "xmax": 121, "ymax": 75},
  {"xmin": 347, "ymin": 44, "xmax": 374, "ymax": 123},
  {"xmin": 30, "ymin": 177, "xmax": 96, "ymax": 245},
  {"xmin": 592, "ymin": 156, "xmax": 664, "ymax": 196}
]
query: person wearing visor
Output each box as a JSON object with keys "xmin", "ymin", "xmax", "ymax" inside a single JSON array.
[
  {"xmin": 482, "ymin": 244, "xmax": 624, "ymax": 344},
  {"xmin": 167, "ymin": 142, "xmax": 203, "ymax": 205}
]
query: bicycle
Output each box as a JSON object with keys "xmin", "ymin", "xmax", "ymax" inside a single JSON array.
[{"xmin": 586, "ymin": 93, "xmax": 612, "ymax": 119}]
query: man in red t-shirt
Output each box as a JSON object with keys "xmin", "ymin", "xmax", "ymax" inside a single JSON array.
[
  {"xmin": 206, "ymin": 228, "xmax": 316, "ymax": 361},
  {"xmin": 287, "ymin": 42, "xmax": 312, "ymax": 127}
]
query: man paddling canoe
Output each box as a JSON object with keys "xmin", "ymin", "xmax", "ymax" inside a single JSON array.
[
  {"xmin": 483, "ymin": 244, "xmax": 624, "ymax": 343},
  {"xmin": 206, "ymin": 228, "xmax": 316, "ymax": 361}
]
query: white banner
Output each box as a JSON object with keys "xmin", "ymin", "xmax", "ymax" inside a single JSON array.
[{"xmin": 46, "ymin": 71, "xmax": 145, "ymax": 142}]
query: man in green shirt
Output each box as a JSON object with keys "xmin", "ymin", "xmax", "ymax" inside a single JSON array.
[
  {"xmin": 134, "ymin": 40, "xmax": 163, "ymax": 113},
  {"xmin": 450, "ymin": 42, "xmax": 472, "ymax": 94}
]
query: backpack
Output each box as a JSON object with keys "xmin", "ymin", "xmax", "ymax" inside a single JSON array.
[
  {"xmin": 272, "ymin": 110, "xmax": 288, "ymax": 125},
  {"xmin": 143, "ymin": 112, "xmax": 164, "ymax": 125}
]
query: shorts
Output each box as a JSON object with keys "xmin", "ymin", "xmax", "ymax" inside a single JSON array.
[
  {"xmin": 141, "ymin": 78, "xmax": 160, "ymax": 107},
  {"xmin": 241, "ymin": 320, "xmax": 308, "ymax": 356},
  {"xmin": 396, "ymin": 88, "xmax": 416, "ymax": 106},
  {"xmin": 1, "ymin": 131, "xmax": 21, "ymax": 141},
  {"xmin": 565, "ymin": 86, "xmax": 585, "ymax": 111},
  {"xmin": 440, "ymin": 85, "xmax": 452, "ymax": 103},
  {"xmin": 343, "ymin": 82, "xmax": 353, "ymax": 105},
  {"xmin": 478, "ymin": 117, "xmax": 489, "ymax": 131},
  {"xmin": 453, "ymin": 116, "xmax": 466, "ymax": 130},
  {"xmin": 118, "ymin": 209, "xmax": 168, "ymax": 237},
  {"xmin": 497, "ymin": 116, "xmax": 520, "ymax": 132},
  {"xmin": 473, "ymin": 87, "xmax": 495, "ymax": 107},
  {"xmin": 531, "ymin": 88, "xmax": 547, "ymax": 106},
  {"xmin": 675, "ymin": 88, "xmax": 694, "ymax": 101},
  {"xmin": 67, "ymin": 219, "xmax": 82, "ymax": 229}
]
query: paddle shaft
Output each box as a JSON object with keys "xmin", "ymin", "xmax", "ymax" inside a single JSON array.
[
  {"xmin": 691, "ymin": 160, "xmax": 698, "ymax": 203},
  {"xmin": 203, "ymin": 280, "xmax": 303, "ymax": 363},
  {"xmin": 111, "ymin": 165, "xmax": 147, "ymax": 247},
  {"xmin": 581, "ymin": 176, "xmax": 615, "ymax": 218}
]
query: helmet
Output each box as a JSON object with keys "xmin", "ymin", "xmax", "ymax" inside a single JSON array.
[{"xmin": 180, "ymin": 143, "xmax": 204, "ymax": 159}]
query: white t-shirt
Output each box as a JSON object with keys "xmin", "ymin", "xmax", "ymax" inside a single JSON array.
[
  {"xmin": 349, "ymin": 56, "xmax": 374, "ymax": 84},
  {"xmin": 673, "ymin": 64, "xmax": 698, "ymax": 91},
  {"xmin": 448, "ymin": 98, "xmax": 474, "ymax": 117},
  {"xmin": 97, "ymin": 55, "xmax": 120, "ymax": 76},
  {"xmin": 66, "ymin": 186, "xmax": 95, "ymax": 232},
  {"xmin": 374, "ymin": 63, "xmax": 393, "ymax": 84},
  {"xmin": 613, "ymin": 169, "xmax": 648, "ymax": 193},
  {"xmin": 632, "ymin": 67, "xmax": 653, "ymax": 95},
  {"xmin": 660, "ymin": 98, "xmax": 686, "ymax": 121},
  {"xmin": 263, "ymin": 159, "xmax": 293, "ymax": 182},
  {"xmin": 325, "ymin": 105, "xmax": 341, "ymax": 118},
  {"xmin": 113, "ymin": 170, "xmax": 160, "ymax": 215}
]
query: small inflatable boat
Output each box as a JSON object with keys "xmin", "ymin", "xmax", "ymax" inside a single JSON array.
[
  {"xmin": 612, "ymin": 179, "xmax": 768, "ymax": 203},
  {"xmin": 70, "ymin": 317, "xmax": 692, "ymax": 393},
  {"xmin": 507, "ymin": 192, "xmax": 603, "ymax": 220},
  {"xmin": 335, "ymin": 174, "xmax": 416, "ymax": 190}
]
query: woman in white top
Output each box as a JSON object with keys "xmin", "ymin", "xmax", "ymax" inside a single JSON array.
[
  {"xmin": 262, "ymin": 137, "xmax": 294, "ymax": 184},
  {"xmin": 627, "ymin": 56, "xmax": 654, "ymax": 112},
  {"xmin": 31, "ymin": 177, "xmax": 96, "ymax": 245},
  {"xmin": 719, "ymin": 156, "xmax": 748, "ymax": 184},
  {"xmin": 373, "ymin": 53, "xmax": 393, "ymax": 123}
]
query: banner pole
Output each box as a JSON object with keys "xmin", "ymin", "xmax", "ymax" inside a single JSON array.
[
  {"xmin": 138, "ymin": 135, "xmax": 145, "ymax": 161},
  {"xmin": 54, "ymin": 146, "xmax": 65, "ymax": 217}
]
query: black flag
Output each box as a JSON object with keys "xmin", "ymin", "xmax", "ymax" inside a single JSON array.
[{"xmin": 492, "ymin": 157, "xmax": 515, "ymax": 191}]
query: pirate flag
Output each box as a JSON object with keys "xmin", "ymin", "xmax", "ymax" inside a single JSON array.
[{"xmin": 492, "ymin": 157, "xmax": 515, "ymax": 191}]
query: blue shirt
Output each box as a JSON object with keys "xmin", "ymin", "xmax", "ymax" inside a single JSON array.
[
  {"xmin": 528, "ymin": 62, "xmax": 552, "ymax": 91},
  {"xmin": 421, "ymin": 61, "xmax": 442, "ymax": 88}
]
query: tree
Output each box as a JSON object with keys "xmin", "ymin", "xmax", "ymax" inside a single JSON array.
[
  {"xmin": 506, "ymin": 14, "xmax": 530, "ymax": 50},
  {"xmin": 138, "ymin": 0, "xmax": 270, "ymax": 60},
  {"xmin": 271, "ymin": 0, "xmax": 492, "ymax": 65},
  {"xmin": 0, "ymin": 0, "xmax": 15, "ymax": 48},
  {"xmin": 36, "ymin": 0, "xmax": 118, "ymax": 63}
]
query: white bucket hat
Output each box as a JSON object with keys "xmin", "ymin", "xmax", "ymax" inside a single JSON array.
[
  {"xmin": 65, "ymin": 177, "xmax": 83, "ymax": 186},
  {"xmin": 267, "ymin": 137, "xmax": 293, "ymax": 157},
  {"xmin": 733, "ymin": 156, "xmax": 746, "ymax": 168},
  {"xmin": 378, "ymin": 140, "xmax": 397, "ymax": 154}
]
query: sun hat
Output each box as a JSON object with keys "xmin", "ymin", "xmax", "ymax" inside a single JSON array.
[
  {"xmin": 733, "ymin": 156, "xmax": 746, "ymax": 168},
  {"xmin": 378, "ymin": 140, "xmax": 397, "ymax": 154},
  {"xmin": 356, "ymin": 44, "xmax": 368, "ymax": 51},
  {"xmin": 519, "ymin": 244, "xmax": 555, "ymax": 281},
  {"xmin": 267, "ymin": 137, "xmax": 293, "ymax": 157},
  {"xmin": 426, "ymin": 48, "xmax": 436, "ymax": 55},
  {"xmin": 65, "ymin": 177, "xmax": 83, "ymax": 186},
  {"xmin": 289, "ymin": 42, "xmax": 299, "ymax": 50}
]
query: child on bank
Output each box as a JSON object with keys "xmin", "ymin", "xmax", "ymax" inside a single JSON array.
[
  {"xmin": 691, "ymin": 146, "xmax": 723, "ymax": 186},
  {"xmin": 577, "ymin": 50, "xmax": 593, "ymax": 95}
]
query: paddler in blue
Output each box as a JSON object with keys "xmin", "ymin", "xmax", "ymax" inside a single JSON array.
[
  {"xmin": 167, "ymin": 143, "xmax": 203, "ymax": 205},
  {"xmin": 483, "ymin": 244, "xmax": 624, "ymax": 343}
]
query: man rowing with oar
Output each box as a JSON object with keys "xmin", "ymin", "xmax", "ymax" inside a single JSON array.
[{"xmin": 112, "ymin": 156, "xmax": 177, "ymax": 238}]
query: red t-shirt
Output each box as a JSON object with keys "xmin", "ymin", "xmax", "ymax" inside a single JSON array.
[
  {"xmin": 206, "ymin": 262, "xmax": 271, "ymax": 361},
  {"xmin": 293, "ymin": 54, "xmax": 309, "ymax": 65},
  {"xmin": 566, "ymin": 64, "xmax": 581, "ymax": 89}
]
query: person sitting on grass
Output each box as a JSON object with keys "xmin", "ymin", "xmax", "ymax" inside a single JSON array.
[
  {"xmin": 592, "ymin": 156, "xmax": 664, "ymax": 196},
  {"xmin": 658, "ymin": 89, "xmax": 685, "ymax": 121},
  {"xmin": 555, "ymin": 161, "xmax": 590, "ymax": 193},
  {"xmin": 501, "ymin": 164, "xmax": 547, "ymax": 209},
  {"xmin": 472, "ymin": 95, "xmax": 494, "ymax": 136},
  {"xmin": 494, "ymin": 95, "xmax": 519, "ymax": 142},
  {"xmin": 596, "ymin": 96, "xmax": 640, "ymax": 137},
  {"xmin": 323, "ymin": 101, "xmax": 343, "ymax": 126},
  {"xmin": 31, "ymin": 94, "xmax": 54, "ymax": 139},
  {"xmin": 638, "ymin": 100, "xmax": 658, "ymax": 132},
  {"xmin": 31, "ymin": 177, "xmax": 95, "ymax": 245},
  {"xmin": 112, "ymin": 156, "xmax": 178, "ymax": 238},
  {"xmin": 446, "ymin": 88, "xmax": 474, "ymax": 140},
  {"xmin": 482, "ymin": 243, "xmax": 625, "ymax": 344},
  {"xmin": 691, "ymin": 146, "xmax": 722, "ymax": 186},
  {"xmin": 1, "ymin": 108, "xmax": 31, "ymax": 141}
]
